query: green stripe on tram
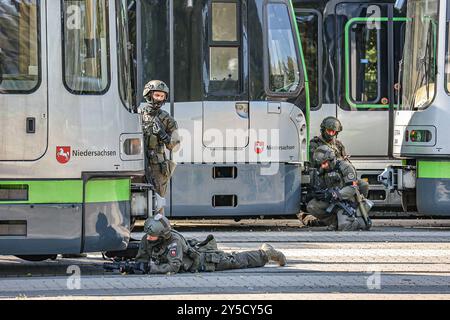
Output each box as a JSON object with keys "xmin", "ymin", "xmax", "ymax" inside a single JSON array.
[
  {"xmin": 418, "ymin": 161, "xmax": 450, "ymax": 179},
  {"xmin": 0, "ymin": 179, "xmax": 130, "ymax": 204},
  {"xmin": 85, "ymin": 178, "xmax": 131, "ymax": 203}
]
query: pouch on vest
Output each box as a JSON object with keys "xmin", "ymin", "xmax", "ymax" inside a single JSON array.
[{"xmin": 205, "ymin": 252, "xmax": 221, "ymax": 264}]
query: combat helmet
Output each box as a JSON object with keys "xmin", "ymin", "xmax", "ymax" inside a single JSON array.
[
  {"xmin": 320, "ymin": 116, "xmax": 343, "ymax": 141},
  {"xmin": 143, "ymin": 80, "xmax": 169, "ymax": 101},
  {"xmin": 313, "ymin": 145, "xmax": 337, "ymax": 168},
  {"xmin": 143, "ymin": 214, "xmax": 172, "ymax": 240}
]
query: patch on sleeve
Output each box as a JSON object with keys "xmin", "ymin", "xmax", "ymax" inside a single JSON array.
[
  {"xmin": 168, "ymin": 242, "xmax": 178, "ymax": 257},
  {"xmin": 347, "ymin": 172, "xmax": 356, "ymax": 180}
]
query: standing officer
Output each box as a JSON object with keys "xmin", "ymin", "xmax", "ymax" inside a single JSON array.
[
  {"xmin": 130, "ymin": 214, "xmax": 287, "ymax": 274},
  {"xmin": 139, "ymin": 80, "xmax": 180, "ymax": 198},
  {"xmin": 306, "ymin": 145, "xmax": 372, "ymax": 231}
]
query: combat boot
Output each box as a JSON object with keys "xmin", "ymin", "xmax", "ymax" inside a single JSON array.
[{"xmin": 260, "ymin": 243, "xmax": 287, "ymax": 266}]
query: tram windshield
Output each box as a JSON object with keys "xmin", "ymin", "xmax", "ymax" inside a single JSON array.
[{"xmin": 400, "ymin": 0, "xmax": 438, "ymax": 110}]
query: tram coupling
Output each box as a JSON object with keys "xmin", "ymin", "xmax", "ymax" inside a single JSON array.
[
  {"xmin": 378, "ymin": 165, "xmax": 416, "ymax": 192},
  {"xmin": 131, "ymin": 183, "xmax": 166, "ymax": 219}
]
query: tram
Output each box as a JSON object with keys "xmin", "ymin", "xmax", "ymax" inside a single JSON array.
[
  {"xmin": 128, "ymin": 0, "xmax": 310, "ymax": 218},
  {"xmin": 293, "ymin": 0, "xmax": 406, "ymax": 209},
  {"xmin": 380, "ymin": 0, "xmax": 449, "ymax": 215},
  {"xmin": 0, "ymin": 0, "xmax": 154, "ymax": 259}
]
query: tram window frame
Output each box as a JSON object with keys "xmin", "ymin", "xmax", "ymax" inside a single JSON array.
[
  {"xmin": 399, "ymin": 2, "xmax": 438, "ymax": 111},
  {"xmin": 61, "ymin": 0, "xmax": 111, "ymax": 96},
  {"xmin": 207, "ymin": 0, "xmax": 242, "ymax": 96},
  {"xmin": 348, "ymin": 21, "xmax": 382, "ymax": 105},
  {"xmin": 264, "ymin": 1, "xmax": 303, "ymax": 98},
  {"xmin": 295, "ymin": 8, "xmax": 322, "ymax": 110},
  {"xmin": 116, "ymin": 0, "xmax": 135, "ymax": 111},
  {"xmin": 342, "ymin": 17, "xmax": 409, "ymax": 110},
  {"xmin": 0, "ymin": 0, "xmax": 41, "ymax": 95}
]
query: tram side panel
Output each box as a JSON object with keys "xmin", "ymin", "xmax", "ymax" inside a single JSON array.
[
  {"xmin": 162, "ymin": 0, "xmax": 307, "ymax": 217},
  {"xmin": 0, "ymin": 1, "xmax": 144, "ymax": 255}
]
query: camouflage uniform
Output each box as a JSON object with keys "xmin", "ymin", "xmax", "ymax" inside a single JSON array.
[
  {"xmin": 306, "ymin": 146, "xmax": 371, "ymax": 231},
  {"xmin": 309, "ymin": 135, "xmax": 368, "ymax": 197},
  {"xmin": 140, "ymin": 80, "xmax": 180, "ymax": 197},
  {"xmin": 309, "ymin": 136, "xmax": 347, "ymax": 162},
  {"xmin": 135, "ymin": 215, "xmax": 286, "ymax": 274},
  {"xmin": 142, "ymin": 107, "xmax": 179, "ymax": 197},
  {"xmin": 309, "ymin": 116, "xmax": 368, "ymax": 198}
]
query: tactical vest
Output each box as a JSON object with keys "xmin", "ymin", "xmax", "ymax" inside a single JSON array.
[
  {"xmin": 310, "ymin": 136, "xmax": 346, "ymax": 160},
  {"xmin": 143, "ymin": 108, "xmax": 176, "ymax": 164}
]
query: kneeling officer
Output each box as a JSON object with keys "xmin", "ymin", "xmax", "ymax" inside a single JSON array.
[
  {"xmin": 105, "ymin": 214, "xmax": 287, "ymax": 274},
  {"xmin": 306, "ymin": 145, "xmax": 373, "ymax": 231}
]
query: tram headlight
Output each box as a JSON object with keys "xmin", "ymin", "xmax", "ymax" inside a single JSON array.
[{"xmin": 123, "ymin": 138, "xmax": 142, "ymax": 155}]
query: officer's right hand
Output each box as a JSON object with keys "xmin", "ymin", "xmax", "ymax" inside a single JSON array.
[
  {"xmin": 324, "ymin": 189, "xmax": 340, "ymax": 202},
  {"xmin": 152, "ymin": 120, "xmax": 161, "ymax": 135},
  {"xmin": 134, "ymin": 261, "xmax": 149, "ymax": 274}
]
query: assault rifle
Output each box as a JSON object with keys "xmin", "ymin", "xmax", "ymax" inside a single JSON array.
[
  {"xmin": 103, "ymin": 260, "xmax": 148, "ymax": 274},
  {"xmin": 353, "ymin": 184, "xmax": 373, "ymax": 230}
]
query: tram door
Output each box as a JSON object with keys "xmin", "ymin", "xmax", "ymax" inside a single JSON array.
[
  {"xmin": 0, "ymin": 1, "xmax": 48, "ymax": 161},
  {"xmin": 336, "ymin": 2, "xmax": 405, "ymax": 157},
  {"xmin": 202, "ymin": 2, "xmax": 250, "ymax": 151}
]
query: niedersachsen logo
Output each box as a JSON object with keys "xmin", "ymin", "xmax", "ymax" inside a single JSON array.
[{"xmin": 72, "ymin": 149, "xmax": 117, "ymax": 157}]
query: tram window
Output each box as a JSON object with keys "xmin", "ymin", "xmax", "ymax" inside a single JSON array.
[
  {"xmin": 117, "ymin": 0, "xmax": 134, "ymax": 109},
  {"xmin": 296, "ymin": 10, "xmax": 321, "ymax": 109},
  {"xmin": 0, "ymin": 0, "xmax": 40, "ymax": 93},
  {"xmin": 208, "ymin": 1, "xmax": 240, "ymax": 94},
  {"xmin": 266, "ymin": 3, "xmax": 300, "ymax": 95},
  {"xmin": 212, "ymin": 2, "xmax": 237, "ymax": 42},
  {"xmin": 62, "ymin": 0, "xmax": 110, "ymax": 95},
  {"xmin": 210, "ymin": 47, "xmax": 239, "ymax": 81},
  {"xmin": 349, "ymin": 23, "xmax": 380, "ymax": 103}
]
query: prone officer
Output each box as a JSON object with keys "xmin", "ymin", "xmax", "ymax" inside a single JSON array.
[{"xmin": 130, "ymin": 214, "xmax": 287, "ymax": 274}]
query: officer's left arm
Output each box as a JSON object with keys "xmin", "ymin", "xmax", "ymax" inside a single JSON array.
[
  {"xmin": 338, "ymin": 164, "xmax": 358, "ymax": 200},
  {"xmin": 135, "ymin": 235, "xmax": 152, "ymax": 263},
  {"xmin": 162, "ymin": 117, "xmax": 180, "ymax": 151},
  {"xmin": 148, "ymin": 240, "xmax": 183, "ymax": 274},
  {"xmin": 337, "ymin": 140, "xmax": 348, "ymax": 158}
]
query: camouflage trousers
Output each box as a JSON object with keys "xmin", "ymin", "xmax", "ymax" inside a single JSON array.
[
  {"xmin": 200, "ymin": 250, "xmax": 269, "ymax": 272},
  {"xmin": 306, "ymin": 198, "xmax": 338, "ymax": 227},
  {"xmin": 149, "ymin": 163, "xmax": 170, "ymax": 197}
]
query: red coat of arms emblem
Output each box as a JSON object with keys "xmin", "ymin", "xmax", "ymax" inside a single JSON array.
[
  {"xmin": 255, "ymin": 141, "xmax": 265, "ymax": 154},
  {"xmin": 56, "ymin": 146, "xmax": 71, "ymax": 164}
]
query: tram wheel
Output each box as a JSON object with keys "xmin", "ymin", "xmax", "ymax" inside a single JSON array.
[{"xmin": 16, "ymin": 255, "xmax": 58, "ymax": 262}]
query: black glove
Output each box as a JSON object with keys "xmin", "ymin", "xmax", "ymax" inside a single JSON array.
[
  {"xmin": 152, "ymin": 118, "xmax": 170, "ymax": 144},
  {"xmin": 132, "ymin": 261, "xmax": 150, "ymax": 274},
  {"xmin": 324, "ymin": 189, "xmax": 341, "ymax": 202}
]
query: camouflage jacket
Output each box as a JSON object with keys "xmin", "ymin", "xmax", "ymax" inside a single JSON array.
[
  {"xmin": 141, "ymin": 106, "xmax": 180, "ymax": 164},
  {"xmin": 135, "ymin": 231, "xmax": 193, "ymax": 274},
  {"xmin": 309, "ymin": 135, "xmax": 347, "ymax": 162},
  {"xmin": 318, "ymin": 160, "xmax": 358, "ymax": 201}
]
